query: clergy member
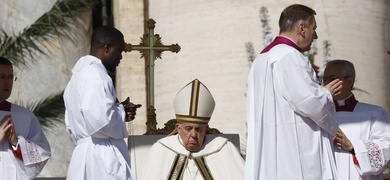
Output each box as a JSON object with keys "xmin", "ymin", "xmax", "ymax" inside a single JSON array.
[
  {"xmin": 0, "ymin": 57, "xmax": 51, "ymax": 179},
  {"xmin": 64, "ymin": 26, "xmax": 136, "ymax": 180},
  {"xmin": 324, "ymin": 60, "xmax": 390, "ymax": 180},
  {"xmin": 140, "ymin": 79, "xmax": 244, "ymax": 180},
  {"xmin": 245, "ymin": 4, "xmax": 344, "ymax": 180}
]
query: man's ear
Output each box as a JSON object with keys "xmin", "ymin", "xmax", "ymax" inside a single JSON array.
[
  {"xmin": 104, "ymin": 44, "xmax": 111, "ymax": 53},
  {"xmin": 296, "ymin": 20, "xmax": 306, "ymax": 37}
]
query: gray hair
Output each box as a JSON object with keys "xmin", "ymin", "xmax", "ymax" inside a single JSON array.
[{"xmin": 326, "ymin": 59, "xmax": 355, "ymax": 77}]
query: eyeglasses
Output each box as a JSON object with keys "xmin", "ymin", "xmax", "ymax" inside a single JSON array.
[
  {"xmin": 320, "ymin": 75, "xmax": 350, "ymax": 85},
  {"xmin": 0, "ymin": 75, "xmax": 17, "ymax": 82}
]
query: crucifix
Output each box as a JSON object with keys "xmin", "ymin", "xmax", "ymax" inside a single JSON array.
[{"xmin": 124, "ymin": 18, "xmax": 181, "ymax": 134}]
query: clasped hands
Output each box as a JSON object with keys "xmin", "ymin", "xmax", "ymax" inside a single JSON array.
[
  {"xmin": 333, "ymin": 128, "xmax": 353, "ymax": 152},
  {"xmin": 0, "ymin": 115, "xmax": 17, "ymax": 145},
  {"xmin": 120, "ymin": 97, "xmax": 142, "ymax": 122}
]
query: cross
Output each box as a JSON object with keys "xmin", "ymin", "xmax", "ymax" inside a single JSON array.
[{"xmin": 124, "ymin": 18, "xmax": 180, "ymax": 134}]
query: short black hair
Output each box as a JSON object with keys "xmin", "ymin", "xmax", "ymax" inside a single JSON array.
[
  {"xmin": 90, "ymin": 25, "xmax": 124, "ymax": 51},
  {"xmin": 0, "ymin": 56, "xmax": 13, "ymax": 67}
]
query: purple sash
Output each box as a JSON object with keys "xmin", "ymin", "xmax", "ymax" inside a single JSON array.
[
  {"xmin": 0, "ymin": 100, "xmax": 11, "ymax": 111},
  {"xmin": 261, "ymin": 36, "xmax": 301, "ymax": 54}
]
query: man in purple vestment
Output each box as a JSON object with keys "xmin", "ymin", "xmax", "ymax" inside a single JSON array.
[{"xmin": 245, "ymin": 4, "xmax": 345, "ymax": 180}]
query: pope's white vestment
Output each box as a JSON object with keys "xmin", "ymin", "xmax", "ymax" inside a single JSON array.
[
  {"xmin": 0, "ymin": 103, "xmax": 51, "ymax": 180},
  {"xmin": 139, "ymin": 134, "xmax": 244, "ymax": 180},
  {"xmin": 245, "ymin": 37, "xmax": 339, "ymax": 180},
  {"xmin": 64, "ymin": 55, "xmax": 135, "ymax": 180},
  {"xmin": 335, "ymin": 97, "xmax": 390, "ymax": 180}
]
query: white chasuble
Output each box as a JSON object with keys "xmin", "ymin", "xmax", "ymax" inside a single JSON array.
[{"xmin": 139, "ymin": 134, "xmax": 244, "ymax": 180}]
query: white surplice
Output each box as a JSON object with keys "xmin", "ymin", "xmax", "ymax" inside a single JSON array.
[
  {"xmin": 245, "ymin": 43, "xmax": 339, "ymax": 180},
  {"xmin": 335, "ymin": 102, "xmax": 390, "ymax": 180},
  {"xmin": 64, "ymin": 55, "xmax": 135, "ymax": 180},
  {"xmin": 0, "ymin": 104, "xmax": 51, "ymax": 180},
  {"xmin": 139, "ymin": 134, "xmax": 244, "ymax": 180}
]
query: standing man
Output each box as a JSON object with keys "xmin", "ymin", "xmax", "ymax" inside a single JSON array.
[
  {"xmin": 245, "ymin": 4, "xmax": 343, "ymax": 180},
  {"xmin": 0, "ymin": 57, "xmax": 51, "ymax": 179},
  {"xmin": 324, "ymin": 60, "xmax": 390, "ymax": 180},
  {"xmin": 64, "ymin": 26, "xmax": 135, "ymax": 180},
  {"xmin": 140, "ymin": 79, "xmax": 244, "ymax": 180}
]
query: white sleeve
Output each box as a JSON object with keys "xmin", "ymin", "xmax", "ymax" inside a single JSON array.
[{"xmin": 274, "ymin": 51, "xmax": 338, "ymax": 135}]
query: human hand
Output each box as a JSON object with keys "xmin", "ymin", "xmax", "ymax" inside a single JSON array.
[
  {"xmin": 333, "ymin": 128, "xmax": 353, "ymax": 151},
  {"xmin": 6, "ymin": 117, "xmax": 17, "ymax": 146},
  {"xmin": 323, "ymin": 79, "xmax": 343, "ymax": 98},
  {"xmin": 121, "ymin": 97, "xmax": 142, "ymax": 122},
  {"xmin": 0, "ymin": 115, "xmax": 13, "ymax": 143}
]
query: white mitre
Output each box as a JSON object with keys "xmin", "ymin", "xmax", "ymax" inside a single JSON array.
[{"xmin": 174, "ymin": 79, "xmax": 215, "ymax": 124}]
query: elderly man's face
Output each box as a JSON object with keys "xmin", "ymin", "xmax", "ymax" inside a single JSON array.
[
  {"xmin": 323, "ymin": 64, "xmax": 354, "ymax": 100},
  {"xmin": 176, "ymin": 123, "xmax": 208, "ymax": 152}
]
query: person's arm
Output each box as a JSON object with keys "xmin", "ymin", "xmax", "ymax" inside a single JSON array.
[
  {"xmin": 79, "ymin": 70, "xmax": 127, "ymax": 139},
  {"xmin": 333, "ymin": 128, "xmax": 358, "ymax": 165},
  {"xmin": 352, "ymin": 108, "xmax": 390, "ymax": 175},
  {"xmin": 275, "ymin": 51, "xmax": 339, "ymax": 135},
  {"xmin": 7, "ymin": 112, "xmax": 51, "ymax": 179}
]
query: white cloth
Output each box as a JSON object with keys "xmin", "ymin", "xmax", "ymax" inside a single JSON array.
[
  {"xmin": 335, "ymin": 102, "xmax": 390, "ymax": 180},
  {"xmin": 245, "ymin": 44, "xmax": 339, "ymax": 180},
  {"xmin": 64, "ymin": 55, "xmax": 135, "ymax": 180},
  {"xmin": 139, "ymin": 134, "xmax": 244, "ymax": 180},
  {"xmin": 0, "ymin": 104, "xmax": 51, "ymax": 180}
]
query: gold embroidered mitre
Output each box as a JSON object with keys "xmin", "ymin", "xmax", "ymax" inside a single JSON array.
[{"xmin": 174, "ymin": 79, "xmax": 215, "ymax": 124}]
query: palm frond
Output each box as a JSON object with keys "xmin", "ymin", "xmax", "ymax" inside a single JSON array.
[
  {"xmin": 0, "ymin": 0, "xmax": 98, "ymax": 66},
  {"xmin": 0, "ymin": 0, "xmax": 98, "ymax": 129},
  {"xmin": 21, "ymin": 91, "xmax": 65, "ymax": 132}
]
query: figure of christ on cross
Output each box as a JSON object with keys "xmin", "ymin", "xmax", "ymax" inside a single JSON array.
[{"xmin": 124, "ymin": 18, "xmax": 180, "ymax": 134}]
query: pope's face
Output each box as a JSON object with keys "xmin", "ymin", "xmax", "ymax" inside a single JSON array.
[
  {"xmin": 0, "ymin": 64, "xmax": 14, "ymax": 101},
  {"xmin": 176, "ymin": 123, "xmax": 208, "ymax": 152}
]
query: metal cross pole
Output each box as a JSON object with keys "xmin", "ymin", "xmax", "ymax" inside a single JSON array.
[{"xmin": 124, "ymin": 18, "xmax": 180, "ymax": 134}]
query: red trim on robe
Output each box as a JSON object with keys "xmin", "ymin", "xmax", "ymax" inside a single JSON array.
[
  {"xmin": 9, "ymin": 143, "xmax": 23, "ymax": 161},
  {"xmin": 352, "ymin": 154, "xmax": 359, "ymax": 165}
]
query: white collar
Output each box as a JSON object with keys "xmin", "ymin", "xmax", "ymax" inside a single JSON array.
[{"xmin": 336, "ymin": 94, "xmax": 353, "ymax": 106}]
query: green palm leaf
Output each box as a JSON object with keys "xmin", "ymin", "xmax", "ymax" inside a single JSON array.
[
  {"xmin": 0, "ymin": 0, "xmax": 97, "ymax": 129},
  {"xmin": 0, "ymin": 0, "xmax": 97, "ymax": 65},
  {"xmin": 21, "ymin": 92, "xmax": 65, "ymax": 132}
]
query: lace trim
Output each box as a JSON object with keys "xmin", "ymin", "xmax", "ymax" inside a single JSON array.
[
  {"xmin": 25, "ymin": 140, "xmax": 42, "ymax": 163},
  {"xmin": 364, "ymin": 140, "xmax": 382, "ymax": 171}
]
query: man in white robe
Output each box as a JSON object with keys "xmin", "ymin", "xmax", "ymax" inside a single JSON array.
[
  {"xmin": 245, "ymin": 4, "xmax": 344, "ymax": 180},
  {"xmin": 0, "ymin": 57, "xmax": 51, "ymax": 180},
  {"xmin": 64, "ymin": 26, "xmax": 136, "ymax": 180},
  {"xmin": 140, "ymin": 79, "xmax": 244, "ymax": 180},
  {"xmin": 324, "ymin": 60, "xmax": 390, "ymax": 180}
]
